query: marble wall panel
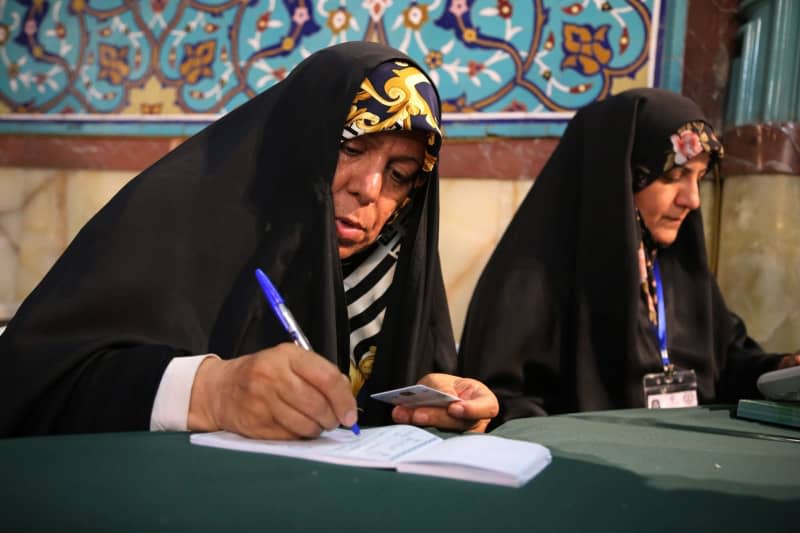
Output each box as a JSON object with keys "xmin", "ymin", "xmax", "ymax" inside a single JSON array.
[
  {"xmin": 65, "ymin": 172, "xmax": 134, "ymax": 241},
  {"xmin": 699, "ymin": 179, "xmax": 719, "ymax": 269},
  {"xmin": 0, "ymin": 168, "xmax": 134, "ymax": 320},
  {"xmin": 716, "ymin": 174, "xmax": 800, "ymax": 353},
  {"xmin": 439, "ymin": 178, "xmax": 534, "ymax": 342},
  {"xmin": 15, "ymin": 170, "xmax": 69, "ymax": 302},
  {"xmin": 0, "ymin": 169, "xmax": 26, "ymax": 318}
]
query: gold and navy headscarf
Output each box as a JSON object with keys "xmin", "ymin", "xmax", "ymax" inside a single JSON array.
[{"xmin": 341, "ymin": 60, "xmax": 442, "ymax": 181}]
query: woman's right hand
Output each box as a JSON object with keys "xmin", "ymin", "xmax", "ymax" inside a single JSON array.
[
  {"xmin": 778, "ymin": 353, "xmax": 800, "ymax": 369},
  {"xmin": 187, "ymin": 343, "xmax": 358, "ymax": 440}
]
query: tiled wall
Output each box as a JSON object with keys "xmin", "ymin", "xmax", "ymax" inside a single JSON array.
[{"xmin": 1, "ymin": 0, "xmax": 673, "ymax": 137}]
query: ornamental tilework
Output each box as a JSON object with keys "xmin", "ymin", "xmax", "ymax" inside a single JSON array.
[{"xmin": 0, "ymin": 0, "xmax": 670, "ymax": 137}]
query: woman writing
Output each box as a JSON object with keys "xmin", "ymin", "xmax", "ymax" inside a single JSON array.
[
  {"xmin": 459, "ymin": 88, "xmax": 798, "ymax": 426},
  {"xmin": 0, "ymin": 42, "xmax": 498, "ymax": 438}
]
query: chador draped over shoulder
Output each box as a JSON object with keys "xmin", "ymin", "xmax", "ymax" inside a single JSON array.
[
  {"xmin": 0, "ymin": 42, "xmax": 456, "ymax": 436},
  {"xmin": 458, "ymin": 88, "xmax": 784, "ymax": 426}
]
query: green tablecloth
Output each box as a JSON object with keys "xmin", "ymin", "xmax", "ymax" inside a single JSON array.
[{"xmin": 2, "ymin": 406, "xmax": 798, "ymax": 532}]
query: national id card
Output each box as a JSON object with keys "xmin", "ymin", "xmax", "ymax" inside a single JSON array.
[{"xmin": 370, "ymin": 384, "xmax": 460, "ymax": 408}]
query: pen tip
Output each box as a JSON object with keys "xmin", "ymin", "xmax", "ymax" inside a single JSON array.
[{"xmin": 351, "ymin": 423, "xmax": 361, "ymax": 436}]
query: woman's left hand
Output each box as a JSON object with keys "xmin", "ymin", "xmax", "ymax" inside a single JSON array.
[{"xmin": 391, "ymin": 373, "xmax": 499, "ymax": 433}]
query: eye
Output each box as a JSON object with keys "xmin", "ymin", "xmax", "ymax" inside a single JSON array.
[
  {"xmin": 387, "ymin": 159, "xmax": 422, "ymax": 187},
  {"xmin": 388, "ymin": 167, "xmax": 415, "ymax": 185},
  {"xmin": 340, "ymin": 142, "xmax": 363, "ymax": 156},
  {"xmin": 659, "ymin": 168, "xmax": 683, "ymax": 183}
]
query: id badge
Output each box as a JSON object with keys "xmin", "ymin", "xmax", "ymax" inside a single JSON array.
[{"xmin": 642, "ymin": 368, "xmax": 698, "ymax": 409}]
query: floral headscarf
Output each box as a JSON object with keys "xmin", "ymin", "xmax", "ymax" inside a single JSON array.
[{"xmin": 632, "ymin": 121, "xmax": 724, "ymax": 192}]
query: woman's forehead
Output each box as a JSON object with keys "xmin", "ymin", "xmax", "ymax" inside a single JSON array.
[
  {"xmin": 350, "ymin": 129, "xmax": 425, "ymax": 146},
  {"xmin": 355, "ymin": 133, "xmax": 426, "ymax": 163}
]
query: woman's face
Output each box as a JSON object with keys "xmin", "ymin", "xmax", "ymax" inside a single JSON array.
[
  {"xmin": 332, "ymin": 131, "xmax": 426, "ymax": 259},
  {"xmin": 634, "ymin": 151, "xmax": 710, "ymax": 246}
]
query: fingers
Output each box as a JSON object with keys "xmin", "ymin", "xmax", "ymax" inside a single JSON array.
[
  {"xmin": 272, "ymin": 367, "xmax": 341, "ymax": 432},
  {"xmin": 391, "ymin": 374, "xmax": 499, "ymax": 433},
  {"xmin": 416, "ymin": 372, "xmax": 458, "ymax": 393},
  {"xmin": 778, "ymin": 353, "xmax": 800, "ymax": 369},
  {"xmin": 289, "ymin": 349, "xmax": 359, "ymax": 429},
  {"xmin": 447, "ymin": 379, "xmax": 500, "ymax": 421},
  {"xmin": 241, "ymin": 394, "xmax": 322, "ymax": 440},
  {"xmin": 392, "ymin": 404, "xmax": 475, "ymax": 432},
  {"xmin": 195, "ymin": 343, "xmax": 357, "ymax": 440}
]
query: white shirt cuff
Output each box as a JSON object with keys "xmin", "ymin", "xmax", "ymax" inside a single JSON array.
[{"xmin": 150, "ymin": 354, "xmax": 219, "ymax": 431}]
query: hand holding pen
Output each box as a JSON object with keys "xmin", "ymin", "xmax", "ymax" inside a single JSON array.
[
  {"xmin": 186, "ymin": 274, "xmax": 360, "ymax": 440},
  {"xmin": 255, "ymin": 269, "xmax": 360, "ymax": 435}
]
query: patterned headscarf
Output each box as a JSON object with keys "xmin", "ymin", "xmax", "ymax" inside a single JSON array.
[
  {"xmin": 632, "ymin": 120, "xmax": 724, "ymax": 192},
  {"xmin": 339, "ymin": 60, "xmax": 442, "ymax": 398},
  {"xmin": 341, "ymin": 60, "xmax": 442, "ymax": 180}
]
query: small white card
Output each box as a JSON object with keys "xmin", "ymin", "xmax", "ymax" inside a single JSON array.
[
  {"xmin": 370, "ymin": 384, "xmax": 460, "ymax": 407},
  {"xmin": 646, "ymin": 390, "xmax": 698, "ymax": 409}
]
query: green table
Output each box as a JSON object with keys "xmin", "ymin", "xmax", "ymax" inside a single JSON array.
[{"xmin": 2, "ymin": 406, "xmax": 798, "ymax": 532}]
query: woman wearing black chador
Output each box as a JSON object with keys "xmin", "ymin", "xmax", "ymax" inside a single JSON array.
[
  {"xmin": 459, "ymin": 88, "xmax": 799, "ymax": 427},
  {"xmin": 0, "ymin": 42, "xmax": 498, "ymax": 438}
]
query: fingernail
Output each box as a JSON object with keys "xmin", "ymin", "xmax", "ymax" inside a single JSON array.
[
  {"xmin": 416, "ymin": 412, "xmax": 429, "ymax": 425},
  {"xmin": 344, "ymin": 409, "xmax": 357, "ymax": 427},
  {"xmin": 449, "ymin": 403, "xmax": 465, "ymax": 417}
]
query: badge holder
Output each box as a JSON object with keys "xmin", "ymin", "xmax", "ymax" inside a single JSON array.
[
  {"xmin": 642, "ymin": 259, "xmax": 699, "ymax": 409},
  {"xmin": 643, "ymin": 366, "xmax": 698, "ymax": 409}
]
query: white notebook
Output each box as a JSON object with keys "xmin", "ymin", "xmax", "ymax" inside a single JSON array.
[{"xmin": 190, "ymin": 424, "xmax": 551, "ymax": 488}]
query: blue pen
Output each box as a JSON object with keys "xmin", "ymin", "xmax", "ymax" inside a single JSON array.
[{"xmin": 255, "ymin": 268, "xmax": 360, "ymax": 436}]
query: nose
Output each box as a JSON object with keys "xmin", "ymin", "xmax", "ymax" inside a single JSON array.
[
  {"xmin": 677, "ymin": 176, "xmax": 701, "ymax": 210},
  {"xmin": 347, "ymin": 166, "xmax": 383, "ymax": 204}
]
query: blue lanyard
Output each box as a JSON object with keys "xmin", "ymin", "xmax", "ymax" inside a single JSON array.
[{"xmin": 652, "ymin": 258, "xmax": 671, "ymax": 370}]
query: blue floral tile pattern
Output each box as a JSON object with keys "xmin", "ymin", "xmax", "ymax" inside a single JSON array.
[{"xmin": 0, "ymin": 0, "xmax": 668, "ymax": 137}]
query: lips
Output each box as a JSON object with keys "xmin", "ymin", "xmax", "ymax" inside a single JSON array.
[
  {"xmin": 335, "ymin": 217, "xmax": 366, "ymax": 242},
  {"xmin": 663, "ymin": 213, "xmax": 685, "ymax": 225}
]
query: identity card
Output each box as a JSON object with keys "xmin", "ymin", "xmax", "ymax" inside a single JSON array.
[{"xmin": 370, "ymin": 384, "xmax": 460, "ymax": 407}]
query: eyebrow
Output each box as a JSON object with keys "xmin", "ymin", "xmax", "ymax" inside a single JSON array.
[
  {"xmin": 390, "ymin": 154, "xmax": 424, "ymax": 167},
  {"xmin": 684, "ymin": 165, "xmax": 709, "ymax": 174},
  {"xmin": 347, "ymin": 136, "xmax": 424, "ymax": 167}
]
